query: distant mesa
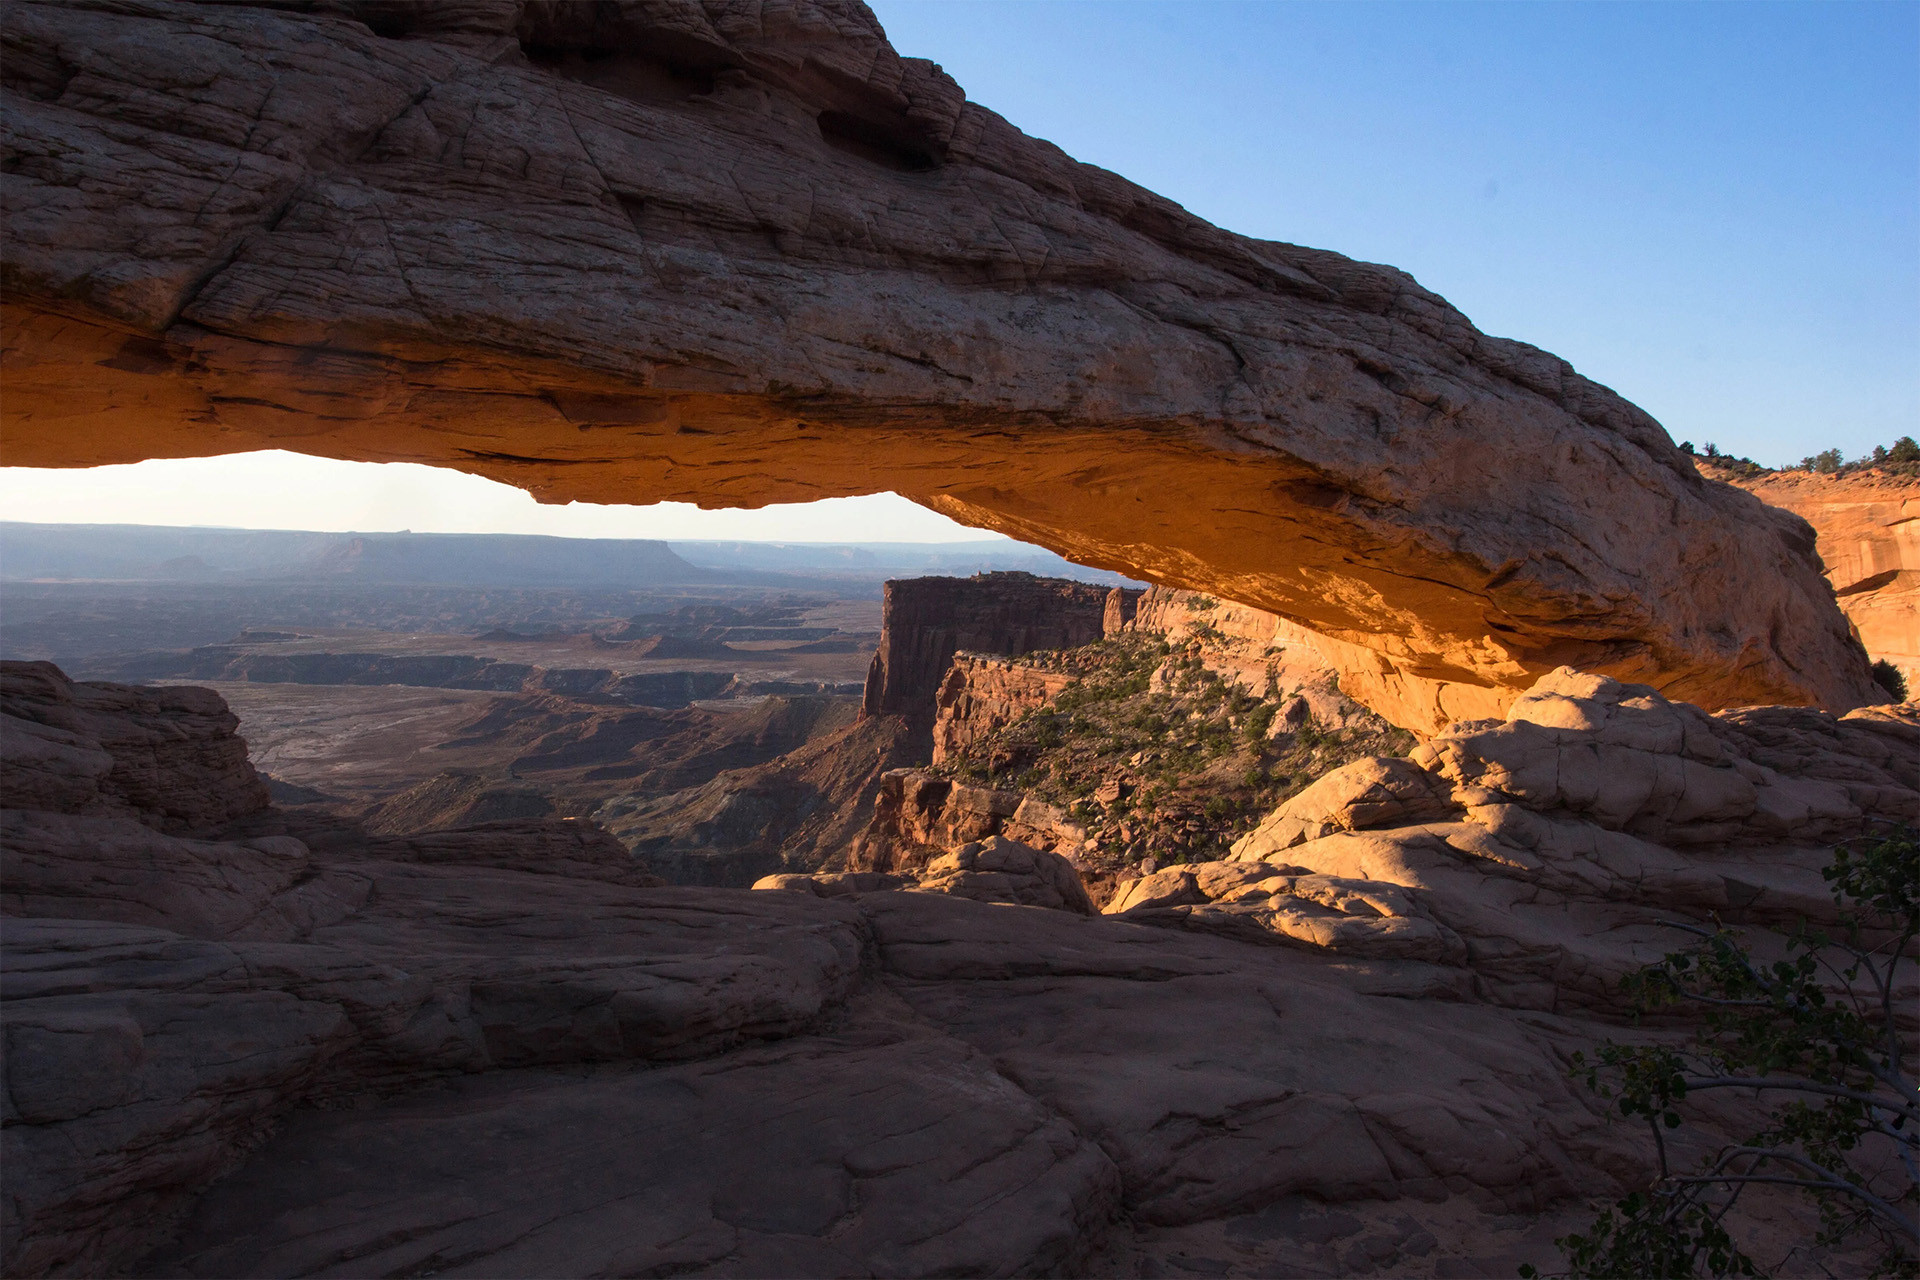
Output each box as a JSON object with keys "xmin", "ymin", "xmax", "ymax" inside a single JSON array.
[{"xmin": 148, "ymin": 555, "xmax": 215, "ymax": 579}]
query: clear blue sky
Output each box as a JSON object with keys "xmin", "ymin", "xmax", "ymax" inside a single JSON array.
[{"xmin": 873, "ymin": 0, "xmax": 1919, "ymax": 468}]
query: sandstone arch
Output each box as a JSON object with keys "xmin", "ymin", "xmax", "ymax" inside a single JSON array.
[{"xmin": 1, "ymin": 0, "xmax": 1877, "ymax": 729}]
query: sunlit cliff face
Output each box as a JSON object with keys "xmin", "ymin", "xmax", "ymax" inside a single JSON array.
[{"xmin": 0, "ymin": 0, "xmax": 1881, "ymax": 730}]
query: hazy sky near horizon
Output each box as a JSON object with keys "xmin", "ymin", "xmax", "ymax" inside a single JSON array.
[{"xmin": 3, "ymin": 0, "xmax": 1912, "ymax": 540}]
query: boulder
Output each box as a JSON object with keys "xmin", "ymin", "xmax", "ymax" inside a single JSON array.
[
  {"xmin": 914, "ymin": 836, "xmax": 1098, "ymax": 915},
  {"xmin": 752, "ymin": 870, "xmax": 911, "ymax": 897},
  {"xmin": 1231, "ymin": 756, "xmax": 1458, "ymax": 857}
]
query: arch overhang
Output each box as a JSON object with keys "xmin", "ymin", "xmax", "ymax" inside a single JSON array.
[{"xmin": 0, "ymin": 0, "xmax": 1877, "ymax": 729}]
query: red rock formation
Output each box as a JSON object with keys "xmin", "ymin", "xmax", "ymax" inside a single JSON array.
[
  {"xmin": 849, "ymin": 769, "xmax": 1088, "ymax": 875},
  {"xmin": 929, "ymin": 654, "xmax": 1073, "ymax": 767},
  {"xmin": 860, "ymin": 573, "xmax": 1124, "ymax": 745},
  {"xmin": 1720, "ymin": 467, "xmax": 1918, "ymax": 693},
  {"xmin": 1131, "ymin": 585, "xmax": 1514, "ymax": 732},
  {"xmin": 0, "ymin": 0, "xmax": 1879, "ymax": 716},
  {"xmin": 1112, "ymin": 667, "xmax": 1920, "ymax": 1010}
]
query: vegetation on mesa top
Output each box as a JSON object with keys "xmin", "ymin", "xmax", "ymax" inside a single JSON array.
[
  {"xmin": 1682, "ymin": 435, "xmax": 1920, "ymax": 482},
  {"xmin": 935, "ymin": 630, "xmax": 1416, "ymax": 871}
]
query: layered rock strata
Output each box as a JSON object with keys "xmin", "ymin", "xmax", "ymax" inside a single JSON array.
[
  {"xmin": 0, "ymin": 0, "xmax": 1880, "ymax": 716},
  {"xmin": 931, "ymin": 653, "xmax": 1075, "ymax": 766},
  {"xmin": 862, "ymin": 573, "xmax": 1124, "ymax": 746},
  {"xmin": 1722, "ymin": 467, "xmax": 1919, "ymax": 693},
  {"xmin": 0, "ymin": 660, "xmax": 269, "ymax": 833}
]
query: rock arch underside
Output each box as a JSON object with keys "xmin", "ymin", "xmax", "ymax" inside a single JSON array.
[{"xmin": 1, "ymin": 0, "xmax": 1880, "ymax": 729}]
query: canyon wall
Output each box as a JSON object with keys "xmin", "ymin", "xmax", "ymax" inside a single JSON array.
[
  {"xmin": 929, "ymin": 654, "xmax": 1074, "ymax": 768},
  {"xmin": 1722, "ymin": 468, "xmax": 1918, "ymax": 693},
  {"xmin": 0, "ymin": 0, "xmax": 1880, "ymax": 717},
  {"xmin": 861, "ymin": 573, "xmax": 1128, "ymax": 745}
]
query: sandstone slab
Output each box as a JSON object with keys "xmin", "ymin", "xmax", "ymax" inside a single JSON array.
[{"xmin": 148, "ymin": 1029, "xmax": 1120, "ymax": 1279}]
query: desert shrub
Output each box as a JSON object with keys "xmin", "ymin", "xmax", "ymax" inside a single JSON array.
[
  {"xmin": 1527, "ymin": 826, "xmax": 1919, "ymax": 1278},
  {"xmin": 1871, "ymin": 661, "xmax": 1908, "ymax": 704}
]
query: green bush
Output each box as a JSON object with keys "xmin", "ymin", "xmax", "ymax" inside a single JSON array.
[{"xmin": 1871, "ymin": 660, "xmax": 1908, "ymax": 704}]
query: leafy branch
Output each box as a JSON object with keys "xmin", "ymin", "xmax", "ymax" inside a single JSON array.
[{"xmin": 1525, "ymin": 824, "xmax": 1919, "ymax": 1278}]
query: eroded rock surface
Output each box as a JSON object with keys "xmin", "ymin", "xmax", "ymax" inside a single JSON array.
[
  {"xmin": 1, "ymin": 660, "xmax": 1904, "ymax": 1277},
  {"xmin": 1097, "ymin": 668, "xmax": 1920, "ymax": 1012},
  {"xmin": 0, "ymin": 660, "xmax": 268, "ymax": 833},
  {"xmin": 0, "ymin": 0, "xmax": 1878, "ymax": 716},
  {"xmin": 863, "ymin": 573, "xmax": 1122, "ymax": 746},
  {"xmin": 1721, "ymin": 466, "xmax": 1919, "ymax": 693}
]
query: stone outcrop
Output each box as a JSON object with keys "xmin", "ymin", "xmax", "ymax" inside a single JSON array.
[
  {"xmin": 850, "ymin": 768, "xmax": 1089, "ymax": 875},
  {"xmin": 3, "ymin": 660, "xmax": 1897, "ymax": 1276},
  {"xmin": 1721, "ymin": 466, "xmax": 1919, "ymax": 693},
  {"xmin": 1, "ymin": 0, "xmax": 1880, "ymax": 717},
  {"xmin": 930, "ymin": 653, "xmax": 1074, "ymax": 766},
  {"xmin": 0, "ymin": 659, "xmax": 268, "ymax": 833},
  {"xmin": 908, "ymin": 834, "xmax": 1095, "ymax": 914},
  {"xmin": 1100, "ymin": 668, "xmax": 1919, "ymax": 1012},
  {"xmin": 862, "ymin": 573, "xmax": 1123, "ymax": 745},
  {"xmin": 760, "ymin": 834, "xmax": 1096, "ymax": 915},
  {"xmin": 1129, "ymin": 584, "xmax": 1401, "ymax": 727}
]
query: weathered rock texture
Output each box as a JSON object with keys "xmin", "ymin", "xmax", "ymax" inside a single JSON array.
[
  {"xmin": 1102, "ymin": 667, "xmax": 1920, "ymax": 1013},
  {"xmin": 1129, "ymin": 584, "xmax": 1447, "ymax": 729},
  {"xmin": 0, "ymin": 0, "xmax": 1879, "ymax": 717},
  {"xmin": 1721, "ymin": 467, "xmax": 1919, "ymax": 693},
  {"xmin": 764, "ymin": 834, "xmax": 1095, "ymax": 914},
  {"xmin": 0, "ymin": 660, "xmax": 269, "ymax": 833},
  {"xmin": 850, "ymin": 768, "xmax": 1089, "ymax": 876},
  {"xmin": 853, "ymin": 587, "xmax": 1406, "ymax": 881},
  {"xmin": 863, "ymin": 573, "xmax": 1123, "ymax": 745},
  {"xmin": 1, "ymin": 661, "xmax": 1897, "ymax": 1277},
  {"xmin": 930, "ymin": 652, "xmax": 1074, "ymax": 766}
]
